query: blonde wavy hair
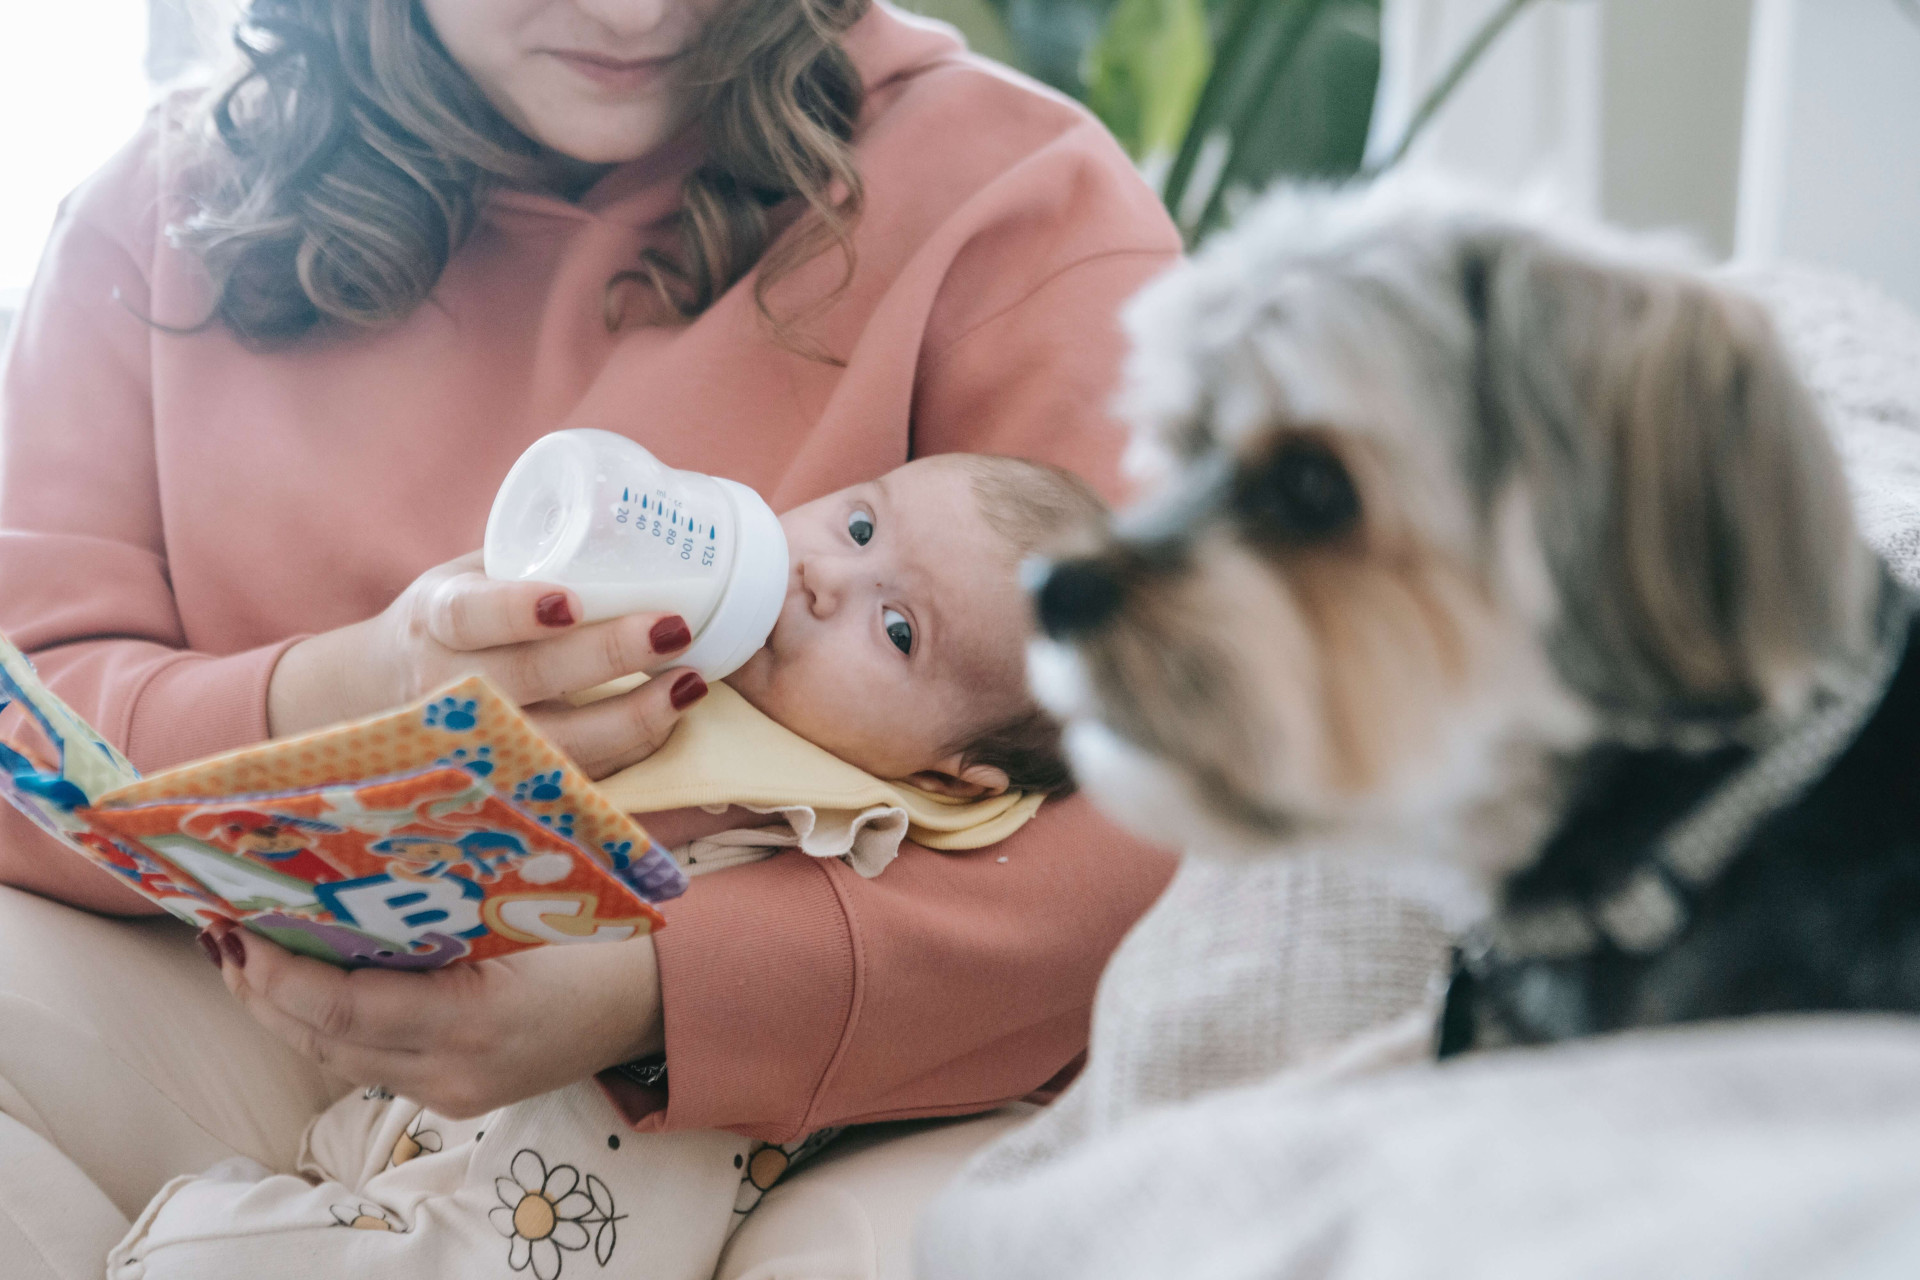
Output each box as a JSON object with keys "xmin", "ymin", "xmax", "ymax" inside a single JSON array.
[{"xmin": 177, "ymin": 0, "xmax": 869, "ymax": 349}]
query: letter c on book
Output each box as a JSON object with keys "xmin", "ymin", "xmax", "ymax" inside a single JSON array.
[{"xmin": 482, "ymin": 893, "xmax": 646, "ymax": 946}]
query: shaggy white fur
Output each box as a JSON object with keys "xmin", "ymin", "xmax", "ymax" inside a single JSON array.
[{"xmin": 919, "ymin": 238, "xmax": 1920, "ymax": 1280}]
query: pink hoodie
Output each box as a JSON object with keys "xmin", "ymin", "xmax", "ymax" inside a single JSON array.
[{"xmin": 0, "ymin": 4, "xmax": 1181, "ymax": 1140}]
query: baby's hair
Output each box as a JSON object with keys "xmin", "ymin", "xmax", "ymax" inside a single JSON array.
[{"xmin": 938, "ymin": 455, "xmax": 1109, "ymax": 795}]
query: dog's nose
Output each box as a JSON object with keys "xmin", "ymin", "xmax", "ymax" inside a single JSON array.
[{"xmin": 1035, "ymin": 558, "xmax": 1124, "ymax": 639}]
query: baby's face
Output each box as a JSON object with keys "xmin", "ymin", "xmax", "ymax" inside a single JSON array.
[{"xmin": 726, "ymin": 458, "xmax": 1030, "ymax": 794}]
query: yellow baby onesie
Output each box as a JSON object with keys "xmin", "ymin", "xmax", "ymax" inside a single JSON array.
[{"xmin": 591, "ymin": 681, "xmax": 1047, "ymax": 877}]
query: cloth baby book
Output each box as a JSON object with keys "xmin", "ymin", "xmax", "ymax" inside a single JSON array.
[{"xmin": 0, "ymin": 633, "xmax": 684, "ymax": 970}]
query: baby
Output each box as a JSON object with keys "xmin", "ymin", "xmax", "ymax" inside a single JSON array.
[
  {"xmin": 110, "ymin": 453, "xmax": 1107, "ymax": 1280},
  {"xmin": 620, "ymin": 451, "xmax": 1098, "ymax": 872}
]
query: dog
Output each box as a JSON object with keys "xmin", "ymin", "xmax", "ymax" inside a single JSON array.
[{"xmin": 1027, "ymin": 184, "xmax": 1920, "ymax": 1054}]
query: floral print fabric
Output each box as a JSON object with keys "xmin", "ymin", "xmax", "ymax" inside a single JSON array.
[{"xmin": 110, "ymin": 1080, "xmax": 750, "ymax": 1280}]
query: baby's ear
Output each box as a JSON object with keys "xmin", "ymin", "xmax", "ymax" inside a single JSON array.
[{"xmin": 906, "ymin": 758, "xmax": 1011, "ymax": 800}]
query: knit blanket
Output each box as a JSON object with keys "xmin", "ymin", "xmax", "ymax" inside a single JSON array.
[
  {"xmin": 1741, "ymin": 266, "xmax": 1920, "ymax": 587},
  {"xmin": 917, "ymin": 267, "xmax": 1920, "ymax": 1280}
]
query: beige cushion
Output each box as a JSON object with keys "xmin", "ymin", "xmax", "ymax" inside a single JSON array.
[
  {"xmin": 0, "ymin": 1110, "xmax": 129, "ymax": 1280},
  {"xmin": 719, "ymin": 1108, "xmax": 1033, "ymax": 1280}
]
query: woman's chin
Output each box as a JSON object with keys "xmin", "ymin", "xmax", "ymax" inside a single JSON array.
[{"xmin": 522, "ymin": 101, "xmax": 686, "ymax": 168}]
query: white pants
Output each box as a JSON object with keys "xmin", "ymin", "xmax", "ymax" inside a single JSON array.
[
  {"xmin": 109, "ymin": 1081, "xmax": 748, "ymax": 1280},
  {"xmin": 0, "ymin": 884, "xmax": 1022, "ymax": 1280},
  {"xmin": 0, "ymin": 885, "xmax": 346, "ymax": 1279},
  {"xmin": 0, "ymin": 887, "xmax": 753, "ymax": 1280}
]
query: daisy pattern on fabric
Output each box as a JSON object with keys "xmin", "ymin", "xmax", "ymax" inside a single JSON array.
[
  {"xmin": 389, "ymin": 1112, "xmax": 443, "ymax": 1168},
  {"xmin": 490, "ymin": 1148, "xmax": 624, "ymax": 1278},
  {"xmin": 732, "ymin": 1128, "xmax": 843, "ymax": 1216},
  {"xmin": 330, "ymin": 1201, "xmax": 401, "ymax": 1231}
]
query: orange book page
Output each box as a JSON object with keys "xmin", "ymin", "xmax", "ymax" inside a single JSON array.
[
  {"xmin": 85, "ymin": 767, "xmax": 664, "ymax": 967},
  {"xmin": 101, "ymin": 676, "xmax": 657, "ymax": 879},
  {"xmin": 67, "ymin": 677, "xmax": 687, "ymax": 967}
]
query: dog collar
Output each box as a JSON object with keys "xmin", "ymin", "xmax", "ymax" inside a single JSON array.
[{"xmin": 1463, "ymin": 576, "xmax": 1918, "ymax": 973}]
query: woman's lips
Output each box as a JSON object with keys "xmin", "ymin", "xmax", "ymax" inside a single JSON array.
[{"xmin": 547, "ymin": 49, "xmax": 677, "ymax": 94}]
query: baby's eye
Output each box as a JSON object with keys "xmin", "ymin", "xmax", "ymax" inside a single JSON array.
[
  {"xmin": 882, "ymin": 607, "xmax": 913, "ymax": 655},
  {"xmin": 847, "ymin": 509, "xmax": 875, "ymax": 546}
]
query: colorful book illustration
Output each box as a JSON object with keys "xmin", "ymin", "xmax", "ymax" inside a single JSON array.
[{"xmin": 0, "ymin": 634, "xmax": 686, "ymax": 969}]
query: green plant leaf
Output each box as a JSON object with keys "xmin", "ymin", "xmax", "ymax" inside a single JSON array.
[
  {"xmin": 894, "ymin": 0, "xmax": 1022, "ymax": 67},
  {"xmin": 1084, "ymin": 0, "xmax": 1214, "ymax": 161},
  {"xmin": 995, "ymin": 0, "xmax": 1123, "ymax": 94},
  {"xmin": 1163, "ymin": 0, "xmax": 1382, "ymax": 243},
  {"xmin": 1161, "ymin": 0, "xmax": 1327, "ymax": 233},
  {"xmin": 1202, "ymin": 0, "xmax": 1379, "ymax": 223}
]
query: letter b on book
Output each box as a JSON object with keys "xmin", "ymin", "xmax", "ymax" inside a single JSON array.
[{"xmin": 316, "ymin": 875, "xmax": 486, "ymax": 948}]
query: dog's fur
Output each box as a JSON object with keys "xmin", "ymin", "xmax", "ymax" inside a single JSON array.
[{"xmin": 1030, "ymin": 183, "xmax": 1920, "ymax": 1049}]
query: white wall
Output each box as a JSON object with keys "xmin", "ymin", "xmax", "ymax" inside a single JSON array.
[
  {"xmin": 0, "ymin": 2, "xmax": 152, "ymax": 297},
  {"xmin": 1739, "ymin": 0, "xmax": 1920, "ymax": 311},
  {"xmin": 1599, "ymin": 0, "xmax": 1752, "ymax": 256},
  {"xmin": 1370, "ymin": 0, "xmax": 1603, "ymax": 216},
  {"xmin": 1376, "ymin": 0, "xmax": 1920, "ymax": 311}
]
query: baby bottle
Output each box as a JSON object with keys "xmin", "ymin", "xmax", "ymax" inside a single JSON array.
[{"xmin": 485, "ymin": 429, "xmax": 789, "ymax": 681}]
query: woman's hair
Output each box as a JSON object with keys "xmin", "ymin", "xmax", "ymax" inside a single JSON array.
[
  {"xmin": 176, "ymin": 0, "xmax": 869, "ymax": 348},
  {"xmin": 618, "ymin": 0, "xmax": 866, "ymax": 344},
  {"xmin": 945, "ymin": 456, "xmax": 1111, "ymax": 795}
]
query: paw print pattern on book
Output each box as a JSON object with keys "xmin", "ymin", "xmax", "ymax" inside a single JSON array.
[
  {"xmin": 436, "ymin": 746, "xmax": 496, "ymax": 777},
  {"xmin": 514, "ymin": 771, "xmax": 566, "ymax": 804},
  {"xmin": 422, "ymin": 697, "xmax": 479, "ymax": 732}
]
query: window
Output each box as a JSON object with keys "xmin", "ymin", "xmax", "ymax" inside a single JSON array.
[{"xmin": 0, "ymin": 2, "xmax": 155, "ymax": 303}]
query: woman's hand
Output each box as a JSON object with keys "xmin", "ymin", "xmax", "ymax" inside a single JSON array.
[
  {"xmin": 203, "ymin": 920, "xmax": 665, "ymax": 1119},
  {"xmin": 268, "ymin": 551, "xmax": 708, "ymax": 778}
]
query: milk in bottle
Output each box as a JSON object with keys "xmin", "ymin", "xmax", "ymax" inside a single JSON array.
[{"xmin": 484, "ymin": 430, "xmax": 788, "ymax": 681}]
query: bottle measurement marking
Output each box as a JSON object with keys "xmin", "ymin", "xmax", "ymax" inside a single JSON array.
[{"xmin": 612, "ymin": 487, "xmax": 721, "ymax": 566}]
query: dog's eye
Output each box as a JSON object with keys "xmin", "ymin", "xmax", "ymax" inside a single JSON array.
[{"xmin": 1234, "ymin": 438, "xmax": 1360, "ymax": 542}]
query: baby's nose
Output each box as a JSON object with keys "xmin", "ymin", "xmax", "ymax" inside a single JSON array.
[{"xmin": 798, "ymin": 559, "xmax": 840, "ymax": 618}]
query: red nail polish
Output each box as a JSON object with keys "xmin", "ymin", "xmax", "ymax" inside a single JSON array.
[
  {"xmin": 650, "ymin": 615, "xmax": 692, "ymax": 653},
  {"xmin": 535, "ymin": 594, "xmax": 575, "ymax": 628},
  {"xmin": 196, "ymin": 929, "xmax": 223, "ymax": 970},
  {"xmin": 669, "ymin": 672, "xmax": 708, "ymax": 711},
  {"xmin": 219, "ymin": 929, "xmax": 248, "ymax": 970}
]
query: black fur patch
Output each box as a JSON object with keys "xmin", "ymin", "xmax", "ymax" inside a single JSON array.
[{"xmin": 1443, "ymin": 614, "xmax": 1920, "ymax": 1054}]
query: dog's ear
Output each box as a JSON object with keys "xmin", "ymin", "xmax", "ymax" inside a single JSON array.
[{"xmin": 1469, "ymin": 232, "xmax": 1875, "ymax": 729}]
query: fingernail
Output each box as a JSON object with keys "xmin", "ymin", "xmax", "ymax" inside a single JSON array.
[
  {"xmin": 650, "ymin": 615, "xmax": 692, "ymax": 653},
  {"xmin": 219, "ymin": 929, "xmax": 248, "ymax": 970},
  {"xmin": 670, "ymin": 672, "xmax": 707, "ymax": 711},
  {"xmin": 535, "ymin": 594, "xmax": 575, "ymax": 628},
  {"xmin": 196, "ymin": 929, "xmax": 223, "ymax": 970}
]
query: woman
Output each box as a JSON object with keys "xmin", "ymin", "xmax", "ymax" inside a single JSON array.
[{"xmin": 0, "ymin": 0, "xmax": 1176, "ymax": 1212}]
